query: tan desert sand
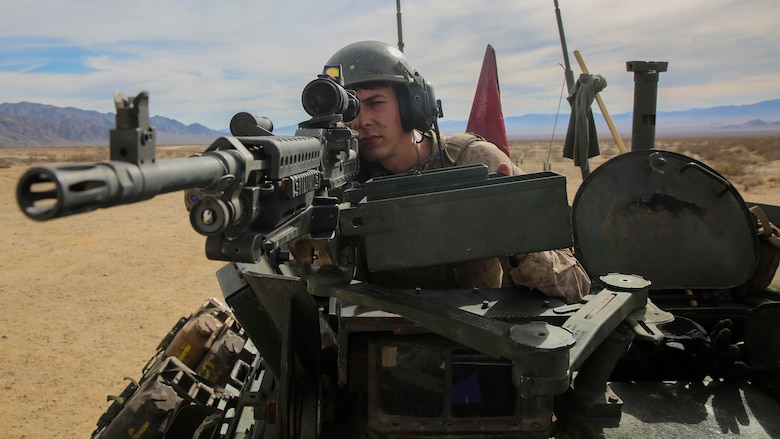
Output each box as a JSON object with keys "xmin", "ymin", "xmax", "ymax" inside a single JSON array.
[{"xmin": 1, "ymin": 136, "xmax": 778, "ymax": 437}]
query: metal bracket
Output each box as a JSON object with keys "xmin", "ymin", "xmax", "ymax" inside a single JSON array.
[{"xmin": 109, "ymin": 91, "xmax": 157, "ymax": 165}]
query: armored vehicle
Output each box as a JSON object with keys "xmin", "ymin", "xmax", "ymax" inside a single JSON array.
[{"xmin": 16, "ymin": 66, "xmax": 780, "ymax": 438}]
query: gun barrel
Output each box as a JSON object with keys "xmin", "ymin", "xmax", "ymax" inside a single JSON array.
[{"xmin": 17, "ymin": 153, "xmax": 237, "ymax": 221}]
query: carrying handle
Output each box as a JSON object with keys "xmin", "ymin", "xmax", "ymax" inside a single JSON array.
[{"xmin": 681, "ymin": 162, "xmax": 731, "ymax": 196}]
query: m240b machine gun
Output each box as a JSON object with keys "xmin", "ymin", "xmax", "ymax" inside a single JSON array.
[
  {"xmin": 16, "ymin": 75, "xmax": 780, "ymax": 438},
  {"xmin": 18, "ymin": 76, "xmax": 360, "ymax": 265}
]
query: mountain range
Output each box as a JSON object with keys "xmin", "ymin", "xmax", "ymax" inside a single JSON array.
[
  {"xmin": 438, "ymin": 98, "xmax": 780, "ymax": 140},
  {"xmin": 1, "ymin": 99, "xmax": 779, "ymax": 147},
  {"xmin": 0, "ymin": 102, "xmax": 224, "ymax": 147}
]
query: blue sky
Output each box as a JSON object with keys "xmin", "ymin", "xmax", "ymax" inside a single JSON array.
[{"xmin": 1, "ymin": 0, "xmax": 778, "ymax": 130}]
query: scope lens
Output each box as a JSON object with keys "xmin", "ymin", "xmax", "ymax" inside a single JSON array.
[{"xmin": 302, "ymin": 78, "xmax": 349, "ymax": 117}]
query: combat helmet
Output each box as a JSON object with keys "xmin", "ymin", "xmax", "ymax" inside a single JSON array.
[{"xmin": 325, "ymin": 40, "xmax": 439, "ymax": 132}]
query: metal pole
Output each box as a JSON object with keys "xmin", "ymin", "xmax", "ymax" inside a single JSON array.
[
  {"xmin": 396, "ymin": 0, "xmax": 405, "ymax": 52},
  {"xmin": 626, "ymin": 60, "xmax": 668, "ymax": 150},
  {"xmin": 554, "ymin": 0, "xmax": 575, "ymax": 93}
]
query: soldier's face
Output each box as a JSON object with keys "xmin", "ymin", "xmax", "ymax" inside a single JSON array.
[{"xmin": 348, "ymin": 85, "xmax": 408, "ymax": 163}]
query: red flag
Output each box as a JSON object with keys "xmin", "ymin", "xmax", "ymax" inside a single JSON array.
[{"xmin": 466, "ymin": 44, "xmax": 510, "ymax": 157}]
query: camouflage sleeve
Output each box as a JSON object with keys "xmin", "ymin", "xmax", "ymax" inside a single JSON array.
[
  {"xmin": 507, "ymin": 249, "xmax": 591, "ymax": 304},
  {"xmin": 454, "ymin": 140, "xmax": 522, "ymax": 174},
  {"xmin": 453, "ymin": 136, "xmax": 590, "ymax": 303}
]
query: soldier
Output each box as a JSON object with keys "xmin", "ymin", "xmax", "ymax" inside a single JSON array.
[{"xmin": 326, "ymin": 40, "xmax": 590, "ymax": 304}]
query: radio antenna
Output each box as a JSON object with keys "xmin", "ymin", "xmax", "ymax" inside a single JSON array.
[
  {"xmin": 396, "ymin": 0, "xmax": 405, "ymax": 52},
  {"xmin": 553, "ymin": 0, "xmax": 575, "ymax": 93}
]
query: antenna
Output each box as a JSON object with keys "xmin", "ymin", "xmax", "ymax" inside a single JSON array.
[
  {"xmin": 396, "ymin": 0, "xmax": 405, "ymax": 52},
  {"xmin": 553, "ymin": 0, "xmax": 575, "ymax": 93}
]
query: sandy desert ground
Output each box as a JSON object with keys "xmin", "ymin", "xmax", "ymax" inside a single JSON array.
[{"xmin": 1, "ymin": 136, "xmax": 779, "ymax": 437}]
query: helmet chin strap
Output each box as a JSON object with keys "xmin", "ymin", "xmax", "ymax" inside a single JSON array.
[
  {"xmin": 410, "ymin": 126, "xmax": 444, "ymax": 171},
  {"xmin": 412, "ymin": 130, "xmax": 423, "ymax": 170},
  {"xmin": 432, "ymin": 119, "xmax": 444, "ymax": 168}
]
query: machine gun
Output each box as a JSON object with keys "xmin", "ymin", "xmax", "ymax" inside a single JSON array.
[
  {"xmin": 17, "ymin": 75, "xmax": 360, "ymax": 264},
  {"xmin": 16, "ymin": 74, "xmax": 780, "ymax": 437}
]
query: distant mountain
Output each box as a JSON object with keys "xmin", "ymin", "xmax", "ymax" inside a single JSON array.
[
  {"xmin": 274, "ymin": 98, "xmax": 780, "ymax": 139},
  {"xmin": 0, "ymin": 102, "xmax": 224, "ymax": 147},
  {"xmin": 2, "ymin": 98, "xmax": 779, "ymax": 147},
  {"xmin": 470, "ymin": 99, "xmax": 780, "ymax": 139}
]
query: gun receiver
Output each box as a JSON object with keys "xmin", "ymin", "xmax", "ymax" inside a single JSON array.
[{"xmin": 17, "ymin": 82, "xmax": 360, "ymax": 264}]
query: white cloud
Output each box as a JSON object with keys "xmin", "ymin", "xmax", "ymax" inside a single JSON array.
[{"xmin": 1, "ymin": 0, "xmax": 778, "ymax": 130}]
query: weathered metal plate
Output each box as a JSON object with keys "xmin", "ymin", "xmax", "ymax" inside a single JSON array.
[
  {"xmin": 341, "ymin": 165, "xmax": 572, "ymax": 272},
  {"xmin": 596, "ymin": 380, "xmax": 780, "ymax": 438},
  {"xmin": 572, "ymin": 150, "xmax": 758, "ymax": 290}
]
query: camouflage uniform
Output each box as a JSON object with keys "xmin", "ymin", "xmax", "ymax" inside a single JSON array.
[{"xmin": 361, "ymin": 132, "xmax": 591, "ymax": 304}]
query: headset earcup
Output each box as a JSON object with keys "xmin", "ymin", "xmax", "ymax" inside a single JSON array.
[
  {"xmin": 396, "ymin": 85, "xmax": 415, "ymax": 132},
  {"xmin": 397, "ymin": 81, "xmax": 437, "ymax": 132},
  {"xmin": 421, "ymin": 81, "xmax": 438, "ymax": 130}
]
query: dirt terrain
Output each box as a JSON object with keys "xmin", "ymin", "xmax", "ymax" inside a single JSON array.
[{"xmin": 1, "ymin": 137, "xmax": 779, "ymax": 438}]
